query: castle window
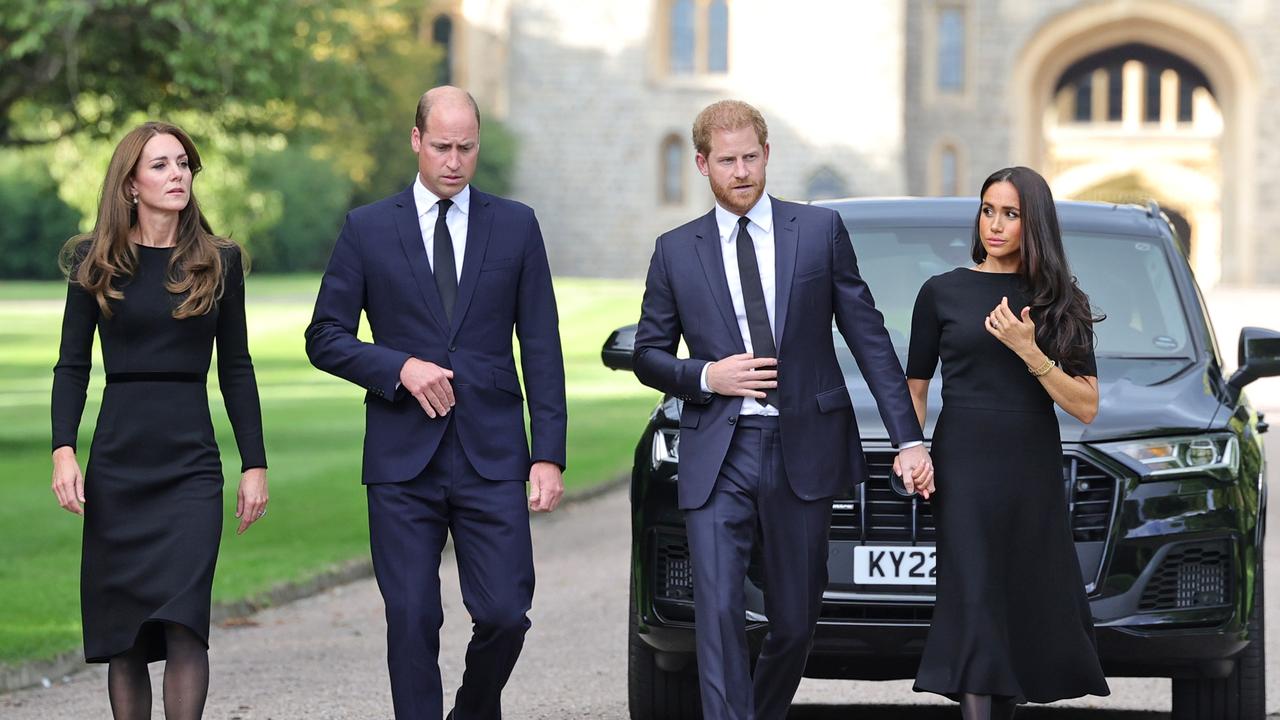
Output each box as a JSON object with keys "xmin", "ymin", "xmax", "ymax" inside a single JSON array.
[
  {"xmin": 665, "ymin": 0, "xmax": 731, "ymax": 76},
  {"xmin": 661, "ymin": 135, "xmax": 685, "ymax": 204},
  {"xmin": 431, "ymin": 15, "xmax": 453, "ymax": 86},
  {"xmin": 936, "ymin": 6, "xmax": 965, "ymax": 92}
]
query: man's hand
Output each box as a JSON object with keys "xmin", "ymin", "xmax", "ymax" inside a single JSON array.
[
  {"xmin": 706, "ymin": 353, "xmax": 777, "ymax": 398},
  {"xmin": 399, "ymin": 358, "xmax": 455, "ymax": 418},
  {"xmin": 892, "ymin": 444, "xmax": 936, "ymax": 499},
  {"xmin": 528, "ymin": 461, "xmax": 564, "ymax": 513}
]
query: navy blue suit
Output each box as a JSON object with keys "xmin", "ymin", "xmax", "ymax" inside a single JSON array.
[
  {"xmin": 633, "ymin": 196, "xmax": 922, "ymax": 719},
  {"xmin": 306, "ymin": 185, "xmax": 566, "ymax": 719}
]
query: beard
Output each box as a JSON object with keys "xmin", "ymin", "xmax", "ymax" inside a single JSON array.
[{"xmin": 710, "ymin": 174, "xmax": 765, "ymax": 216}]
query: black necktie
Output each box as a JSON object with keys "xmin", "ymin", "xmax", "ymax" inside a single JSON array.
[
  {"xmin": 735, "ymin": 216, "xmax": 778, "ymax": 407},
  {"xmin": 433, "ymin": 199, "xmax": 457, "ymax": 321}
]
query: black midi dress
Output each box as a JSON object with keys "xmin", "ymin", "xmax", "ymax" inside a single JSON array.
[
  {"xmin": 51, "ymin": 243, "xmax": 266, "ymax": 663},
  {"xmin": 907, "ymin": 268, "xmax": 1109, "ymax": 703}
]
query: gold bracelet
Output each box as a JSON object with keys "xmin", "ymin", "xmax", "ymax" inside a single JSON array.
[{"xmin": 1028, "ymin": 357, "xmax": 1056, "ymax": 377}]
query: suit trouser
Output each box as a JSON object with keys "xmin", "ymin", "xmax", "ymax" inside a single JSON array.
[
  {"xmin": 684, "ymin": 415, "xmax": 833, "ymax": 720},
  {"xmin": 367, "ymin": 419, "xmax": 534, "ymax": 720}
]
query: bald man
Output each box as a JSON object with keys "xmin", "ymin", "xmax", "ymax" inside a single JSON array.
[{"xmin": 306, "ymin": 86, "xmax": 567, "ymax": 720}]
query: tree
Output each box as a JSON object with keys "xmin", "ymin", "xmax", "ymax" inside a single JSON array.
[{"xmin": 0, "ymin": 0, "xmax": 419, "ymax": 147}]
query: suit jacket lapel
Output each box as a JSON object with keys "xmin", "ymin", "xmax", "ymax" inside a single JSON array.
[
  {"xmin": 772, "ymin": 197, "xmax": 798, "ymax": 348},
  {"xmin": 449, "ymin": 188, "xmax": 492, "ymax": 342},
  {"xmin": 393, "ymin": 187, "xmax": 449, "ymax": 331},
  {"xmin": 693, "ymin": 210, "xmax": 746, "ymax": 352}
]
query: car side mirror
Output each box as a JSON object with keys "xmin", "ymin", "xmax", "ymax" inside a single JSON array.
[
  {"xmin": 1227, "ymin": 327, "xmax": 1280, "ymax": 390},
  {"xmin": 601, "ymin": 324, "xmax": 638, "ymax": 372}
]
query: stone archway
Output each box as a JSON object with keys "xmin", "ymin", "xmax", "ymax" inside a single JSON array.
[
  {"xmin": 1010, "ymin": 1, "xmax": 1259, "ymax": 286},
  {"xmin": 1055, "ymin": 161, "xmax": 1219, "ymax": 282}
]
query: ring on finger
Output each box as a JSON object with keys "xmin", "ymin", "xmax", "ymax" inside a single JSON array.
[{"xmin": 257, "ymin": 509, "xmax": 267, "ymax": 518}]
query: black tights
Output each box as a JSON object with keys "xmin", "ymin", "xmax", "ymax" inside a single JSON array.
[
  {"xmin": 107, "ymin": 623, "xmax": 209, "ymax": 720},
  {"xmin": 960, "ymin": 693, "xmax": 1018, "ymax": 720}
]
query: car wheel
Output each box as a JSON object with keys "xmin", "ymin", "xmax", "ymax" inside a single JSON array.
[
  {"xmin": 628, "ymin": 576, "xmax": 702, "ymax": 720},
  {"xmin": 1171, "ymin": 561, "xmax": 1266, "ymax": 720}
]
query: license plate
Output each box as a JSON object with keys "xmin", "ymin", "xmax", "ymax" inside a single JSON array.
[{"xmin": 853, "ymin": 546, "xmax": 936, "ymax": 585}]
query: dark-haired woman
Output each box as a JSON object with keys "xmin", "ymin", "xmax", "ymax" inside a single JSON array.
[
  {"xmin": 50, "ymin": 122, "xmax": 268, "ymax": 720},
  {"xmin": 904, "ymin": 167, "xmax": 1110, "ymax": 718}
]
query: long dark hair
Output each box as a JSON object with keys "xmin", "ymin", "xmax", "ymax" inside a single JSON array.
[
  {"xmin": 59, "ymin": 121, "xmax": 237, "ymax": 319},
  {"xmin": 971, "ymin": 166, "xmax": 1104, "ymax": 374}
]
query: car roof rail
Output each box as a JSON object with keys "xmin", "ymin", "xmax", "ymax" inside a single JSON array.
[{"xmin": 1145, "ymin": 199, "xmax": 1161, "ymax": 217}]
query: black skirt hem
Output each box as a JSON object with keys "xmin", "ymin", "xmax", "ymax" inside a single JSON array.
[
  {"xmin": 84, "ymin": 616, "xmax": 209, "ymax": 665},
  {"xmin": 912, "ymin": 681, "xmax": 1112, "ymax": 705}
]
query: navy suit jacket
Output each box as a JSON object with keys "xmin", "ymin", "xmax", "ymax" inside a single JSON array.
[
  {"xmin": 633, "ymin": 197, "xmax": 923, "ymax": 509},
  {"xmin": 305, "ymin": 186, "xmax": 567, "ymax": 484}
]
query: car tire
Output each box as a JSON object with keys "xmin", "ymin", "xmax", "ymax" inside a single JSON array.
[
  {"xmin": 1171, "ymin": 561, "xmax": 1266, "ymax": 720},
  {"xmin": 628, "ymin": 577, "xmax": 702, "ymax": 720}
]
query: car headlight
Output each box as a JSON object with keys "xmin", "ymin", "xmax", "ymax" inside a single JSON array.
[
  {"xmin": 1098, "ymin": 433, "xmax": 1240, "ymax": 482},
  {"xmin": 652, "ymin": 428, "xmax": 680, "ymax": 470}
]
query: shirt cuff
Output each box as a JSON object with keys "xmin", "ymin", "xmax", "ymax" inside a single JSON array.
[
  {"xmin": 699, "ymin": 361, "xmax": 712, "ymax": 394},
  {"xmin": 899, "ymin": 440, "xmax": 924, "ymax": 449}
]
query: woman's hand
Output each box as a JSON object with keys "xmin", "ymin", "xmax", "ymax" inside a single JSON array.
[
  {"xmin": 235, "ymin": 468, "xmax": 269, "ymax": 535},
  {"xmin": 985, "ymin": 296, "xmax": 1038, "ymax": 357},
  {"xmin": 51, "ymin": 446, "xmax": 85, "ymax": 515}
]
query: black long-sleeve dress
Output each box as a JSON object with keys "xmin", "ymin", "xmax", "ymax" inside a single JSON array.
[
  {"xmin": 51, "ymin": 243, "xmax": 266, "ymax": 663},
  {"xmin": 907, "ymin": 268, "xmax": 1109, "ymax": 703}
]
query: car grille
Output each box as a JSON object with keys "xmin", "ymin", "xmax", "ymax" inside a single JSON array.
[
  {"xmin": 650, "ymin": 451, "xmax": 1118, "ymax": 607},
  {"xmin": 830, "ymin": 451, "xmax": 1118, "ymax": 544},
  {"xmin": 654, "ymin": 531, "xmax": 695, "ymax": 603},
  {"xmin": 1138, "ymin": 540, "xmax": 1233, "ymax": 612}
]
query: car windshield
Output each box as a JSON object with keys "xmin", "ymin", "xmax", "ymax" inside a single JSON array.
[{"xmin": 839, "ymin": 222, "xmax": 1193, "ymax": 359}]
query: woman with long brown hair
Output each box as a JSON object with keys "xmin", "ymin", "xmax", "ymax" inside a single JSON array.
[
  {"xmin": 905, "ymin": 167, "xmax": 1110, "ymax": 718},
  {"xmin": 50, "ymin": 121, "xmax": 268, "ymax": 719}
]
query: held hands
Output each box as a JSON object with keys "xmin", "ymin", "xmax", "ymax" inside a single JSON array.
[
  {"xmin": 51, "ymin": 446, "xmax": 85, "ymax": 515},
  {"xmin": 707, "ymin": 353, "xmax": 777, "ymax": 398},
  {"xmin": 891, "ymin": 445, "xmax": 936, "ymax": 500},
  {"xmin": 400, "ymin": 358, "xmax": 456, "ymax": 418},
  {"xmin": 528, "ymin": 461, "xmax": 564, "ymax": 513},
  {"xmin": 235, "ymin": 468, "xmax": 269, "ymax": 535},
  {"xmin": 985, "ymin": 297, "xmax": 1037, "ymax": 355}
]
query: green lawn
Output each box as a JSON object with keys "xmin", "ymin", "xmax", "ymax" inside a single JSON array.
[{"xmin": 0, "ymin": 274, "xmax": 657, "ymax": 665}]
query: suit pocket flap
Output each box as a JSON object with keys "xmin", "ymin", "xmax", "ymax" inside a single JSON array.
[
  {"xmin": 481, "ymin": 256, "xmax": 520, "ymax": 272},
  {"xmin": 492, "ymin": 368, "xmax": 524, "ymax": 398},
  {"xmin": 815, "ymin": 386, "xmax": 851, "ymax": 413}
]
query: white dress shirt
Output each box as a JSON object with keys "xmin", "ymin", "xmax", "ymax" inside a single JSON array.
[
  {"xmin": 699, "ymin": 193, "xmax": 778, "ymax": 416},
  {"xmin": 413, "ymin": 176, "xmax": 470, "ymax": 280}
]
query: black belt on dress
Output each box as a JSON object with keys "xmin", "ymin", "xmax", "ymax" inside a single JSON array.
[{"xmin": 105, "ymin": 372, "xmax": 206, "ymax": 384}]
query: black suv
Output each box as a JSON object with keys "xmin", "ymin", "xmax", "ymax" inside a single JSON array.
[{"xmin": 601, "ymin": 198, "xmax": 1279, "ymax": 719}]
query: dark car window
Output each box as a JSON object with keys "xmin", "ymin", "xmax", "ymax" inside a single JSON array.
[{"xmin": 840, "ymin": 223, "xmax": 1192, "ymax": 359}]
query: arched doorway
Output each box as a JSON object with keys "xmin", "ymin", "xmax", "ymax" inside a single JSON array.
[{"xmin": 1010, "ymin": 2, "xmax": 1259, "ymax": 287}]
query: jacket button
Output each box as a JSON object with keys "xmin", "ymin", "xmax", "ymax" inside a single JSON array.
[
  {"xmin": 449, "ymin": 344, "xmax": 457, "ymax": 352},
  {"xmin": 728, "ymin": 417, "xmax": 736, "ymax": 425}
]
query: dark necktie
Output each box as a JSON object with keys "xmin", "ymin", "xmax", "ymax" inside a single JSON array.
[
  {"xmin": 433, "ymin": 198, "xmax": 457, "ymax": 321},
  {"xmin": 735, "ymin": 216, "xmax": 778, "ymax": 407}
]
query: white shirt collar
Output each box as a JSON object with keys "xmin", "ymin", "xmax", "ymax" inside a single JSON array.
[
  {"xmin": 413, "ymin": 175, "xmax": 471, "ymax": 218},
  {"xmin": 714, "ymin": 192, "xmax": 773, "ymax": 242}
]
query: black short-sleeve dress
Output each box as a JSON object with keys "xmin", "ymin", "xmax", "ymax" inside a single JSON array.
[
  {"xmin": 907, "ymin": 268, "xmax": 1109, "ymax": 703},
  {"xmin": 51, "ymin": 243, "xmax": 266, "ymax": 663}
]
